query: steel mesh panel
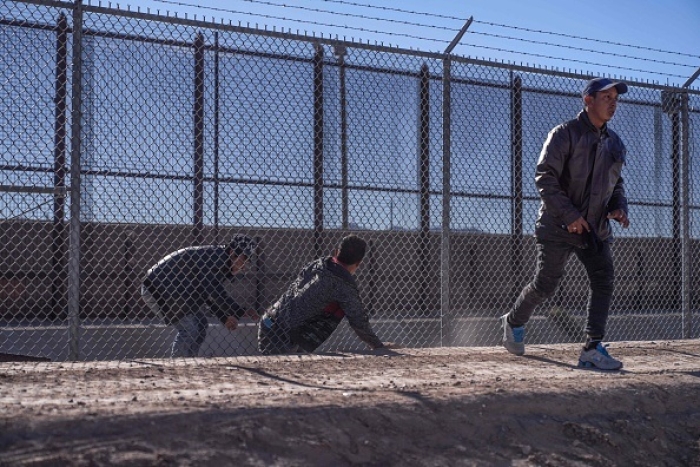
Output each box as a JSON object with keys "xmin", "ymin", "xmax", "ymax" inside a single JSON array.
[{"xmin": 1, "ymin": 0, "xmax": 698, "ymax": 361}]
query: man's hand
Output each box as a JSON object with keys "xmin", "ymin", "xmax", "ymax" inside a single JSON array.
[
  {"xmin": 372, "ymin": 342, "xmax": 401, "ymax": 355},
  {"xmin": 244, "ymin": 309, "xmax": 260, "ymax": 322},
  {"xmin": 224, "ymin": 316, "xmax": 239, "ymax": 331},
  {"xmin": 566, "ymin": 217, "xmax": 590, "ymax": 235},
  {"xmin": 381, "ymin": 342, "xmax": 402, "ymax": 350},
  {"xmin": 607, "ymin": 209, "xmax": 630, "ymax": 228}
]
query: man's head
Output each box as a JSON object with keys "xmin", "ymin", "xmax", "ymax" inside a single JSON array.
[
  {"xmin": 228, "ymin": 234, "xmax": 255, "ymax": 274},
  {"xmin": 335, "ymin": 235, "xmax": 367, "ymax": 272},
  {"xmin": 581, "ymin": 78, "xmax": 628, "ymax": 98},
  {"xmin": 582, "ymin": 78, "xmax": 628, "ymax": 128}
]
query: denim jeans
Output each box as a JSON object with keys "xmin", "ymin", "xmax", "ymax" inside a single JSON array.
[
  {"xmin": 509, "ymin": 239, "xmax": 615, "ymax": 341},
  {"xmin": 141, "ymin": 285, "xmax": 208, "ymax": 357},
  {"xmin": 171, "ymin": 311, "xmax": 209, "ymax": 358}
]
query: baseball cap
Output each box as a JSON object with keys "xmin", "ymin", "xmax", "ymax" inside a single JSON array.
[
  {"xmin": 582, "ymin": 78, "xmax": 628, "ymax": 97},
  {"xmin": 229, "ymin": 234, "xmax": 255, "ymax": 257}
]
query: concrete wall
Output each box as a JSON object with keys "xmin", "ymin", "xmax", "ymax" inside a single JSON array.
[{"xmin": 1, "ymin": 220, "xmax": 697, "ymax": 360}]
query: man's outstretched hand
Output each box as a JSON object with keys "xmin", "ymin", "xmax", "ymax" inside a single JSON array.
[
  {"xmin": 225, "ymin": 309, "xmax": 260, "ymax": 331},
  {"xmin": 224, "ymin": 316, "xmax": 239, "ymax": 331},
  {"xmin": 244, "ymin": 309, "xmax": 260, "ymax": 322},
  {"xmin": 373, "ymin": 342, "xmax": 402, "ymax": 355}
]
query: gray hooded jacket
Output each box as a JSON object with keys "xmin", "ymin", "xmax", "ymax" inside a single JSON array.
[
  {"xmin": 266, "ymin": 257, "xmax": 383, "ymax": 350},
  {"xmin": 534, "ymin": 110, "xmax": 628, "ymax": 247}
]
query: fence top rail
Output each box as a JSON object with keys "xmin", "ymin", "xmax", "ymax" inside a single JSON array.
[{"xmin": 9, "ymin": 0, "xmax": 700, "ymax": 96}]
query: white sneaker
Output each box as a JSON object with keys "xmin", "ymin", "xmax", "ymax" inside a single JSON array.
[
  {"xmin": 578, "ymin": 343, "xmax": 623, "ymax": 370},
  {"xmin": 500, "ymin": 314, "xmax": 525, "ymax": 356}
]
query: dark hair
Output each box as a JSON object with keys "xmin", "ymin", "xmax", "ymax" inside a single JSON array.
[
  {"xmin": 228, "ymin": 234, "xmax": 255, "ymax": 258},
  {"xmin": 336, "ymin": 235, "xmax": 366, "ymax": 265}
]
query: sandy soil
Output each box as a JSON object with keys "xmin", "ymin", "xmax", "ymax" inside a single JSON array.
[{"xmin": 1, "ymin": 340, "xmax": 700, "ymax": 466}]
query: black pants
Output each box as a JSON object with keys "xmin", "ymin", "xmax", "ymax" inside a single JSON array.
[
  {"xmin": 509, "ymin": 239, "xmax": 615, "ymax": 341},
  {"xmin": 257, "ymin": 314, "xmax": 297, "ymax": 355}
]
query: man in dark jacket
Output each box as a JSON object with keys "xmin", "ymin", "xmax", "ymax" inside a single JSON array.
[
  {"xmin": 258, "ymin": 235, "xmax": 390, "ymax": 355},
  {"xmin": 500, "ymin": 77, "xmax": 631, "ymax": 370},
  {"xmin": 141, "ymin": 234, "xmax": 259, "ymax": 357}
]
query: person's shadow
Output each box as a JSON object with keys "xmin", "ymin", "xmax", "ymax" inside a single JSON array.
[{"xmin": 524, "ymin": 352, "xmax": 628, "ymax": 373}]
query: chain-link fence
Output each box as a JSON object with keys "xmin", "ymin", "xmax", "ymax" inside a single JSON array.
[{"xmin": 2, "ymin": 0, "xmax": 698, "ymax": 361}]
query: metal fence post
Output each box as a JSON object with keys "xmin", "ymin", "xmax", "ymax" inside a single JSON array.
[
  {"xmin": 662, "ymin": 91, "xmax": 683, "ymax": 314},
  {"xmin": 440, "ymin": 57, "xmax": 451, "ymax": 344},
  {"xmin": 313, "ymin": 43, "xmax": 324, "ymax": 258},
  {"xmin": 334, "ymin": 44, "xmax": 349, "ymax": 230},
  {"xmin": 418, "ymin": 64, "xmax": 430, "ymax": 314},
  {"xmin": 509, "ymin": 72, "xmax": 524, "ymax": 299},
  {"xmin": 680, "ymin": 92, "xmax": 692, "ymax": 338},
  {"xmin": 213, "ymin": 31, "xmax": 221, "ymax": 243},
  {"xmin": 68, "ymin": 0, "xmax": 84, "ymax": 360},
  {"xmin": 51, "ymin": 12, "xmax": 68, "ymax": 321},
  {"xmin": 193, "ymin": 32, "xmax": 205, "ymax": 245}
]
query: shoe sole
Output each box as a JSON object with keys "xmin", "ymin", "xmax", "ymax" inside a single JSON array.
[
  {"xmin": 578, "ymin": 360, "xmax": 623, "ymax": 370},
  {"xmin": 503, "ymin": 343, "xmax": 525, "ymax": 356}
]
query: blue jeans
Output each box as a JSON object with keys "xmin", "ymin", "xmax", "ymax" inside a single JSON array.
[
  {"xmin": 509, "ymin": 240, "xmax": 615, "ymax": 341},
  {"xmin": 141, "ymin": 285, "xmax": 208, "ymax": 358},
  {"xmin": 171, "ymin": 311, "xmax": 209, "ymax": 358}
]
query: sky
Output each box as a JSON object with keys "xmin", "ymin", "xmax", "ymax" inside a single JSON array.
[{"xmin": 93, "ymin": 0, "xmax": 700, "ymax": 88}]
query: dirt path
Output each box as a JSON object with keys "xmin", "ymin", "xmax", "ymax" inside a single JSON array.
[{"xmin": 2, "ymin": 340, "xmax": 700, "ymax": 466}]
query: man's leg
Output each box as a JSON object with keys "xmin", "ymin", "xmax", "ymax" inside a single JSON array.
[
  {"xmin": 574, "ymin": 242, "xmax": 622, "ymax": 370},
  {"xmin": 171, "ymin": 311, "xmax": 208, "ymax": 358},
  {"xmin": 257, "ymin": 314, "xmax": 296, "ymax": 355},
  {"xmin": 501, "ymin": 241, "xmax": 572, "ymax": 355},
  {"xmin": 141, "ymin": 285, "xmax": 163, "ymax": 320},
  {"xmin": 509, "ymin": 241, "xmax": 573, "ymax": 327},
  {"xmin": 575, "ymin": 241, "xmax": 615, "ymax": 342}
]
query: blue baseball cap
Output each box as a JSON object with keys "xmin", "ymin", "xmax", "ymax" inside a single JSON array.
[{"xmin": 582, "ymin": 78, "xmax": 628, "ymax": 97}]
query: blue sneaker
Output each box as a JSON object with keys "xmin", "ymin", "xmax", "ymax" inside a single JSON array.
[
  {"xmin": 501, "ymin": 314, "xmax": 525, "ymax": 356},
  {"xmin": 578, "ymin": 343, "xmax": 623, "ymax": 370}
]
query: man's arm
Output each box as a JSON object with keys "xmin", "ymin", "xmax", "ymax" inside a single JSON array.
[
  {"xmin": 535, "ymin": 126, "xmax": 582, "ymax": 226},
  {"xmin": 338, "ymin": 288, "xmax": 385, "ymax": 350},
  {"xmin": 207, "ymin": 280, "xmax": 245, "ymax": 325},
  {"xmin": 607, "ymin": 176, "xmax": 630, "ymax": 228}
]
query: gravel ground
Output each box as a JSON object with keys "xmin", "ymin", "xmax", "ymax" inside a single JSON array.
[{"xmin": 1, "ymin": 340, "xmax": 700, "ymax": 466}]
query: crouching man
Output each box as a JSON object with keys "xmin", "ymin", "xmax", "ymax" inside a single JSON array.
[
  {"xmin": 258, "ymin": 235, "xmax": 395, "ymax": 355},
  {"xmin": 142, "ymin": 234, "xmax": 259, "ymax": 357}
]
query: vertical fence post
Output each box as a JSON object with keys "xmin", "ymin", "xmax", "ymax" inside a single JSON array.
[
  {"xmin": 418, "ymin": 64, "xmax": 430, "ymax": 315},
  {"xmin": 313, "ymin": 43, "xmax": 324, "ymax": 258},
  {"xmin": 193, "ymin": 33, "xmax": 205, "ymax": 245},
  {"xmin": 68, "ymin": 0, "xmax": 84, "ymax": 360},
  {"xmin": 662, "ymin": 90, "xmax": 682, "ymax": 317},
  {"xmin": 670, "ymin": 95, "xmax": 682, "ymax": 313},
  {"xmin": 510, "ymin": 73, "xmax": 524, "ymax": 299},
  {"xmin": 680, "ymin": 92, "xmax": 692, "ymax": 338},
  {"xmin": 51, "ymin": 13, "xmax": 68, "ymax": 321},
  {"xmin": 334, "ymin": 45, "xmax": 349, "ymax": 229},
  {"xmin": 440, "ymin": 57, "xmax": 452, "ymax": 344},
  {"xmin": 213, "ymin": 31, "xmax": 221, "ymax": 243}
]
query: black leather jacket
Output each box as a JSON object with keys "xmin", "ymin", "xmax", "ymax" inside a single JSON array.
[
  {"xmin": 142, "ymin": 246, "xmax": 243, "ymax": 325},
  {"xmin": 534, "ymin": 110, "xmax": 628, "ymax": 247}
]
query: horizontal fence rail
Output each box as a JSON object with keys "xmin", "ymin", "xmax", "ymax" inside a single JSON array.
[{"xmin": 1, "ymin": 0, "xmax": 698, "ymax": 361}]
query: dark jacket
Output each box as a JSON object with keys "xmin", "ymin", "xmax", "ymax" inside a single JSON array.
[
  {"xmin": 142, "ymin": 246, "xmax": 243, "ymax": 325},
  {"xmin": 534, "ymin": 110, "xmax": 628, "ymax": 247},
  {"xmin": 266, "ymin": 257, "xmax": 383, "ymax": 351}
]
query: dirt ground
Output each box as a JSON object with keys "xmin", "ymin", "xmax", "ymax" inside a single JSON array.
[{"xmin": 1, "ymin": 340, "xmax": 700, "ymax": 467}]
